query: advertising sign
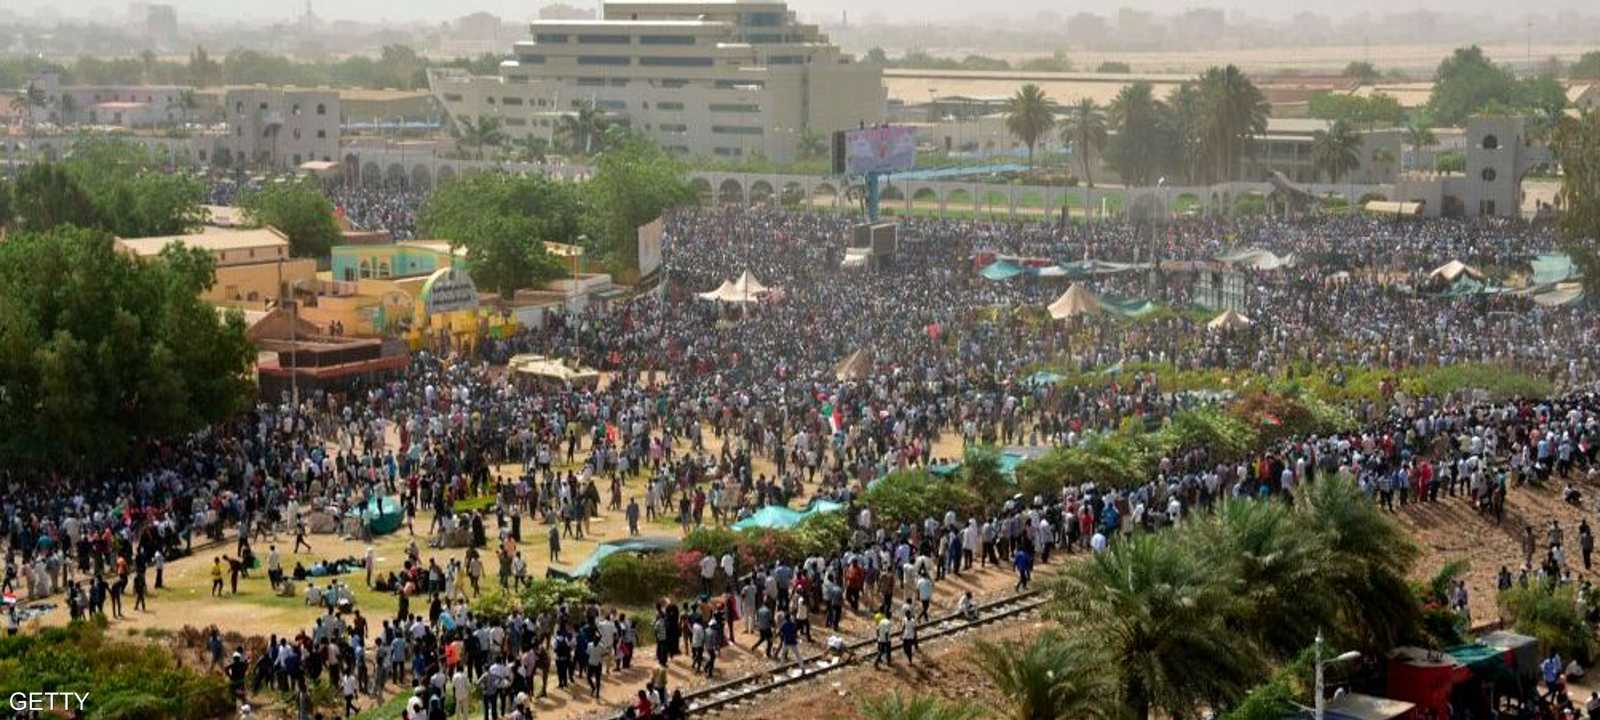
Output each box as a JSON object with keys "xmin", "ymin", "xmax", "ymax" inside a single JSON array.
[{"xmin": 845, "ymin": 125, "xmax": 916, "ymax": 175}]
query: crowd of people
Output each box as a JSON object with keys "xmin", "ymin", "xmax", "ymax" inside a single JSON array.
[{"xmin": 7, "ymin": 195, "xmax": 1600, "ymax": 719}]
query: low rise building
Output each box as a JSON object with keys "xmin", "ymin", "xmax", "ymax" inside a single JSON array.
[
  {"xmin": 115, "ymin": 226, "xmax": 317, "ymax": 307},
  {"xmin": 223, "ymin": 87, "xmax": 341, "ymax": 170}
]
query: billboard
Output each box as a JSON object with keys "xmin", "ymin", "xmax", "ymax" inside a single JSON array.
[
  {"xmin": 637, "ymin": 216, "xmax": 664, "ymax": 278},
  {"xmin": 420, "ymin": 267, "xmax": 479, "ymax": 315},
  {"xmin": 844, "ymin": 125, "xmax": 916, "ymax": 175}
]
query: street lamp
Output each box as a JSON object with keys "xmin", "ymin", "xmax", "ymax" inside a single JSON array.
[{"xmin": 1314, "ymin": 631, "xmax": 1362, "ymax": 720}]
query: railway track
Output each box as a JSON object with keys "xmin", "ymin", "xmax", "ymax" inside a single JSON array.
[{"xmin": 605, "ymin": 587, "xmax": 1050, "ymax": 719}]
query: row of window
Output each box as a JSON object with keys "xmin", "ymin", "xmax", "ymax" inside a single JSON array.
[
  {"xmin": 535, "ymin": 33, "xmax": 698, "ymax": 45},
  {"xmin": 711, "ymin": 125, "xmax": 762, "ymax": 135},
  {"xmin": 234, "ymin": 100, "xmax": 327, "ymax": 115},
  {"xmin": 451, "ymin": 96, "xmax": 762, "ymax": 117},
  {"xmin": 516, "ymin": 55, "xmax": 719, "ymax": 68}
]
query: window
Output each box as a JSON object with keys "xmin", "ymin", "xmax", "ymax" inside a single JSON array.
[
  {"xmin": 292, "ymin": 103, "xmax": 301, "ymax": 115},
  {"xmin": 1479, "ymin": 199, "xmax": 1496, "ymax": 215},
  {"xmin": 661, "ymin": 79, "xmax": 690, "ymax": 88},
  {"xmin": 713, "ymin": 147, "xmax": 743, "ymax": 156},
  {"xmin": 659, "ymin": 123, "xmax": 688, "ymax": 133},
  {"xmin": 486, "ymin": 97, "xmax": 497, "ymax": 104},
  {"xmin": 503, "ymin": 97, "xmax": 524, "ymax": 106},
  {"xmin": 715, "ymin": 80, "xmax": 764, "ymax": 89},
  {"xmin": 515, "ymin": 55, "xmax": 545, "ymax": 65},
  {"xmin": 657, "ymin": 101, "xmax": 685, "ymax": 111},
  {"xmin": 609, "ymin": 79, "xmax": 629, "ymax": 87},
  {"xmin": 767, "ymin": 55, "xmax": 805, "ymax": 64},
  {"xmin": 577, "ymin": 34, "xmax": 630, "ymax": 44},
  {"xmin": 640, "ymin": 35, "xmax": 695, "ymax": 45},
  {"xmin": 444, "ymin": 93, "xmax": 464, "ymax": 102},
  {"xmin": 535, "ymin": 33, "xmax": 569, "ymax": 43},
  {"xmin": 709, "ymin": 103, "xmax": 761, "ymax": 113},
  {"xmin": 1481, "ymin": 167, "xmax": 1497, "ymax": 182},
  {"xmin": 235, "ymin": 101, "xmax": 243, "ymax": 113},
  {"xmin": 743, "ymin": 11, "xmax": 782, "ymax": 26},
  {"xmin": 577, "ymin": 56, "xmax": 630, "ymax": 66},
  {"xmin": 598, "ymin": 100, "xmax": 626, "ymax": 110},
  {"xmin": 317, "ymin": 129, "xmax": 326, "ymax": 139},
  {"xmin": 745, "ymin": 33, "xmax": 784, "ymax": 43},
  {"xmin": 640, "ymin": 56, "xmax": 714, "ymax": 67},
  {"xmin": 259, "ymin": 102, "xmax": 269, "ymax": 110},
  {"xmin": 1481, "ymin": 134, "xmax": 1499, "ymax": 150},
  {"xmin": 504, "ymin": 117, "xmax": 527, "ymax": 126},
  {"xmin": 665, "ymin": 145, "xmax": 690, "ymax": 155},
  {"xmin": 293, "ymin": 128, "xmax": 302, "ymax": 139},
  {"xmin": 316, "ymin": 103, "xmax": 326, "ymax": 115},
  {"xmin": 577, "ymin": 78, "xmax": 606, "ymax": 87},
  {"xmin": 712, "ymin": 125, "xmax": 763, "ymax": 135}
]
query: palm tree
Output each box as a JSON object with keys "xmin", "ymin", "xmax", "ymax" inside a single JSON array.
[
  {"xmin": 797, "ymin": 128, "xmax": 827, "ymax": 160},
  {"xmin": 1060, "ymin": 98, "xmax": 1108, "ymax": 187},
  {"xmin": 976, "ymin": 630, "xmax": 1116, "ymax": 720},
  {"xmin": 452, "ymin": 115, "xmax": 506, "ymax": 160},
  {"xmin": 1311, "ymin": 119, "xmax": 1364, "ymax": 183},
  {"xmin": 1183, "ymin": 499, "xmax": 1338, "ymax": 662},
  {"xmin": 168, "ymin": 89, "xmax": 199, "ymax": 127},
  {"xmin": 513, "ymin": 134, "xmax": 550, "ymax": 163},
  {"xmin": 1295, "ymin": 475, "xmax": 1422, "ymax": 654},
  {"xmin": 11, "ymin": 84, "xmax": 48, "ymax": 147},
  {"xmin": 1107, "ymin": 82, "xmax": 1164, "ymax": 187},
  {"xmin": 1050, "ymin": 533, "xmax": 1261, "ymax": 720},
  {"xmin": 1005, "ymin": 83, "xmax": 1055, "ymax": 169},
  {"xmin": 1403, "ymin": 120, "xmax": 1437, "ymax": 172},
  {"xmin": 858, "ymin": 691, "xmax": 980, "ymax": 720},
  {"xmin": 1162, "ymin": 83, "xmax": 1206, "ymax": 185},
  {"xmin": 1196, "ymin": 65, "xmax": 1269, "ymax": 182},
  {"xmin": 555, "ymin": 99, "xmax": 609, "ymax": 156}
]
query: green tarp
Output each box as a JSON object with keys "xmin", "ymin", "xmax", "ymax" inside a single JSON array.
[
  {"xmin": 1102, "ymin": 295, "xmax": 1161, "ymax": 318},
  {"xmin": 346, "ymin": 496, "xmax": 404, "ymax": 536},
  {"xmin": 1532, "ymin": 254, "xmax": 1578, "ymax": 286},
  {"xmin": 731, "ymin": 499, "xmax": 845, "ymax": 531},
  {"xmin": 980, "ymin": 260, "xmax": 1025, "ymax": 281}
]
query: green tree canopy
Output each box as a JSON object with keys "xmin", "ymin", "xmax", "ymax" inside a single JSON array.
[
  {"xmin": 1006, "ymin": 84, "xmax": 1057, "ymax": 168},
  {"xmin": 1308, "ymin": 92, "xmax": 1406, "ymax": 127},
  {"xmin": 1343, "ymin": 61, "xmax": 1380, "ymax": 83},
  {"xmin": 238, "ymin": 178, "xmax": 341, "ymax": 258},
  {"xmin": 1553, "ymin": 111, "xmax": 1600, "ymax": 293},
  {"xmin": 1426, "ymin": 45, "xmax": 1560, "ymax": 126},
  {"xmin": 417, "ymin": 172, "xmax": 583, "ymax": 296},
  {"xmin": 1571, "ymin": 51, "xmax": 1600, "ymax": 80},
  {"xmin": 1106, "ymin": 81, "xmax": 1170, "ymax": 187},
  {"xmin": 584, "ymin": 135, "xmax": 696, "ymax": 271},
  {"xmin": 0, "ymin": 225, "xmax": 254, "ymax": 474}
]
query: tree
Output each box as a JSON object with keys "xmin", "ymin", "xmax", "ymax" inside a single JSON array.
[
  {"xmin": 1019, "ymin": 50, "xmax": 1073, "ymax": 73},
  {"xmin": 512, "ymin": 134, "xmax": 550, "ymax": 163},
  {"xmin": 57, "ymin": 137, "xmax": 206, "ymax": 238},
  {"xmin": 1163, "ymin": 83, "xmax": 1206, "ymax": 184},
  {"xmin": 797, "ymin": 128, "xmax": 827, "ymax": 160},
  {"xmin": 1552, "ymin": 112, "xmax": 1600, "ymax": 294},
  {"xmin": 11, "ymin": 83, "xmax": 47, "ymax": 146},
  {"xmin": 1311, "ymin": 119, "xmax": 1363, "ymax": 183},
  {"xmin": 1308, "ymin": 93, "xmax": 1405, "ymax": 128},
  {"xmin": 1005, "ymin": 84, "xmax": 1056, "ymax": 169},
  {"xmin": 864, "ymin": 47, "xmax": 889, "ymax": 65},
  {"xmin": 0, "ymin": 178, "xmax": 13, "ymax": 230},
  {"xmin": 0, "ymin": 225, "xmax": 254, "ymax": 474},
  {"xmin": 56, "ymin": 93, "xmax": 77, "ymax": 125},
  {"xmin": 1061, "ymin": 98, "xmax": 1108, "ymax": 187},
  {"xmin": 10, "ymin": 163, "xmax": 99, "ymax": 232},
  {"xmin": 238, "ymin": 178, "xmax": 341, "ymax": 258},
  {"xmin": 555, "ymin": 99, "xmax": 610, "ymax": 156},
  {"xmin": 1573, "ymin": 51, "xmax": 1600, "ymax": 80},
  {"xmin": 188, "ymin": 46, "xmax": 222, "ymax": 87},
  {"xmin": 857, "ymin": 692, "xmax": 980, "ymax": 720},
  {"xmin": 169, "ymin": 89, "xmax": 198, "ymax": 126},
  {"xmin": 1097, "ymin": 61, "xmax": 1132, "ymax": 74},
  {"xmin": 584, "ymin": 136, "xmax": 695, "ymax": 270},
  {"xmin": 1107, "ymin": 82, "xmax": 1167, "ymax": 187},
  {"xmin": 975, "ymin": 630, "xmax": 1116, "ymax": 720},
  {"xmin": 1051, "ymin": 533, "xmax": 1262, "ymax": 720},
  {"xmin": 1342, "ymin": 61, "xmax": 1380, "ymax": 84},
  {"xmin": 1294, "ymin": 475, "xmax": 1422, "ymax": 653},
  {"xmin": 418, "ymin": 172, "xmax": 581, "ymax": 296},
  {"xmin": 1404, "ymin": 120, "xmax": 1437, "ymax": 172},
  {"xmin": 452, "ymin": 115, "xmax": 506, "ymax": 161},
  {"xmin": 1426, "ymin": 45, "xmax": 1524, "ymax": 126},
  {"xmin": 1196, "ymin": 65, "xmax": 1269, "ymax": 182}
]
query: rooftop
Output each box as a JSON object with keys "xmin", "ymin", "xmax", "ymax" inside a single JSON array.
[{"xmin": 116, "ymin": 226, "xmax": 288, "ymax": 257}]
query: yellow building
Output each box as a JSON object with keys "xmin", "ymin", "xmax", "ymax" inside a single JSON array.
[{"xmin": 115, "ymin": 226, "xmax": 317, "ymax": 308}]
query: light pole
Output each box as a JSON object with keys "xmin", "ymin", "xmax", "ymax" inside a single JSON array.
[{"xmin": 1314, "ymin": 631, "xmax": 1362, "ymax": 720}]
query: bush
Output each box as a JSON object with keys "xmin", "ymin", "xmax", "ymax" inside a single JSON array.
[
  {"xmin": 0, "ymin": 620, "xmax": 230, "ymax": 720},
  {"xmin": 593, "ymin": 552, "xmax": 682, "ymax": 605},
  {"xmin": 1160, "ymin": 408, "xmax": 1260, "ymax": 463},
  {"xmin": 792, "ymin": 511, "xmax": 850, "ymax": 558},
  {"xmin": 682, "ymin": 527, "xmax": 742, "ymax": 559},
  {"xmin": 1499, "ymin": 585, "xmax": 1597, "ymax": 665},
  {"xmin": 863, "ymin": 470, "xmax": 983, "ymax": 523},
  {"xmin": 963, "ymin": 445, "xmax": 1011, "ymax": 506}
]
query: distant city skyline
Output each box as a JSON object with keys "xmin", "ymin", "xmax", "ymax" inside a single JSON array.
[{"xmin": 11, "ymin": 0, "xmax": 1600, "ymax": 25}]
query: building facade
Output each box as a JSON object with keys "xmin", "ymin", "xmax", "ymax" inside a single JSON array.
[
  {"xmin": 1392, "ymin": 116, "xmax": 1552, "ymax": 218},
  {"xmin": 428, "ymin": 0, "xmax": 885, "ymax": 163},
  {"xmin": 224, "ymin": 87, "xmax": 341, "ymax": 170}
]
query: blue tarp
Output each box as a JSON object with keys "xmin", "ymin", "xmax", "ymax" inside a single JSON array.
[
  {"xmin": 1532, "ymin": 254, "xmax": 1578, "ymax": 285},
  {"xmin": 980, "ymin": 260, "xmax": 1026, "ymax": 281},
  {"xmin": 885, "ymin": 164, "xmax": 1029, "ymax": 181},
  {"xmin": 731, "ymin": 499, "xmax": 845, "ymax": 531},
  {"xmin": 345, "ymin": 496, "xmax": 404, "ymax": 535},
  {"xmin": 558, "ymin": 537, "xmax": 681, "ymax": 579},
  {"xmin": 1024, "ymin": 371, "xmax": 1066, "ymax": 387}
]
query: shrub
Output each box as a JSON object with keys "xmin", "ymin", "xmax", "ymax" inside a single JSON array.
[
  {"xmin": 1499, "ymin": 585, "xmax": 1597, "ymax": 665},
  {"xmin": 863, "ymin": 470, "xmax": 983, "ymax": 523},
  {"xmin": 792, "ymin": 511, "xmax": 850, "ymax": 557},
  {"xmin": 682, "ymin": 527, "xmax": 743, "ymax": 559},
  {"xmin": 963, "ymin": 445, "xmax": 1011, "ymax": 506},
  {"xmin": 594, "ymin": 551, "xmax": 683, "ymax": 604}
]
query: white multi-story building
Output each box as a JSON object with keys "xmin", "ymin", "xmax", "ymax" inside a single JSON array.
[
  {"xmin": 428, "ymin": 0, "xmax": 886, "ymax": 163},
  {"xmin": 223, "ymin": 87, "xmax": 340, "ymax": 170}
]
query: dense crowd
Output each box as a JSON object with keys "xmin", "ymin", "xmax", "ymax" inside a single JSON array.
[{"xmin": 6, "ymin": 199, "xmax": 1600, "ymax": 720}]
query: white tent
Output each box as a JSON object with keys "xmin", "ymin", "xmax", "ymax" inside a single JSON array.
[
  {"xmin": 1428, "ymin": 260, "xmax": 1485, "ymax": 283},
  {"xmin": 509, "ymin": 354, "xmax": 601, "ymax": 386},
  {"xmin": 1046, "ymin": 284, "xmax": 1103, "ymax": 320},
  {"xmin": 1207, "ymin": 309, "xmax": 1253, "ymax": 330},
  {"xmin": 698, "ymin": 271, "xmax": 774, "ymax": 303},
  {"xmin": 1217, "ymin": 248, "xmax": 1297, "ymax": 270}
]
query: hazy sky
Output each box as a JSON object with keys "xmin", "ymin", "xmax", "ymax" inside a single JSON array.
[{"xmin": 18, "ymin": 0, "xmax": 1599, "ymax": 25}]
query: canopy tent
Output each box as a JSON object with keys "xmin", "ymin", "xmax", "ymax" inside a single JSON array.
[
  {"xmin": 1217, "ymin": 248, "xmax": 1297, "ymax": 270},
  {"xmin": 1101, "ymin": 295, "xmax": 1160, "ymax": 319},
  {"xmin": 1529, "ymin": 282, "xmax": 1584, "ymax": 307},
  {"xmin": 979, "ymin": 259, "xmax": 1026, "ymax": 281},
  {"xmin": 345, "ymin": 495, "xmax": 404, "ymax": 535},
  {"xmin": 554, "ymin": 537, "xmax": 681, "ymax": 579},
  {"xmin": 697, "ymin": 271, "xmax": 774, "ymax": 302},
  {"xmin": 1428, "ymin": 260, "xmax": 1485, "ymax": 283},
  {"xmin": 1046, "ymin": 284, "xmax": 1103, "ymax": 319},
  {"xmin": 730, "ymin": 499, "xmax": 845, "ymax": 531},
  {"xmin": 509, "ymin": 354, "xmax": 601, "ymax": 386},
  {"xmin": 1323, "ymin": 693, "xmax": 1417, "ymax": 720},
  {"xmin": 1363, "ymin": 200, "xmax": 1423, "ymax": 216},
  {"xmin": 1531, "ymin": 254, "xmax": 1579, "ymax": 285},
  {"xmin": 1060, "ymin": 259, "xmax": 1150, "ymax": 278},
  {"xmin": 1207, "ymin": 309, "xmax": 1253, "ymax": 330},
  {"xmin": 833, "ymin": 349, "xmax": 873, "ymax": 381}
]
